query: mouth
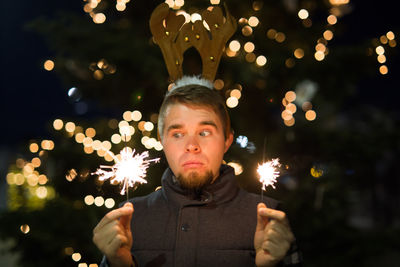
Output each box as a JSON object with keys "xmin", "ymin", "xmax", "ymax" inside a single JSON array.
[{"xmin": 182, "ymin": 161, "xmax": 204, "ymax": 169}]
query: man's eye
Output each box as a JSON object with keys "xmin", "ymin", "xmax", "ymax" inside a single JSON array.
[
  {"xmin": 199, "ymin": 130, "xmax": 211, "ymax": 137},
  {"xmin": 172, "ymin": 132, "xmax": 183, "ymax": 138}
]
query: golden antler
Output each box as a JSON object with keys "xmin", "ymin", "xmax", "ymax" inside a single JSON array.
[{"xmin": 150, "ymin": 3, "xmax": 237, "ymax": 83}]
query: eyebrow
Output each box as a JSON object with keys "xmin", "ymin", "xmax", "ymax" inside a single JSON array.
[{"xmin": 165, "ymin": 120, "xmax": 219, "ymax": 134}]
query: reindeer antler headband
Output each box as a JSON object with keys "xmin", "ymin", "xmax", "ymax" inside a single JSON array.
[{"xmin": 150, "ymin": 3, "xmax": 237, "ymax": 83}]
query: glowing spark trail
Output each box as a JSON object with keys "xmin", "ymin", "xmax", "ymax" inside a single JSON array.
[
  {"xmin": 92, "ymin": 147, "xmax": 160, "ymax": 195},
  {"xmin": 257, "ymin": 158, "xmax": 281, "ymax": 190}
]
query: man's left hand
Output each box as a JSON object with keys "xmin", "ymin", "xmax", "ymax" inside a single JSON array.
[{"xmin": 254, "ymin": 203, "xmax": 295, "ymax": 267}]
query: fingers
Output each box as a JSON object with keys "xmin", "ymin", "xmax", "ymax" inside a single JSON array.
[
  {"xmin": 95, "ymin": 203, "xmax": 134, "ymax": 230},
  {"xmin": 92, "ymin": 202, "xmax": 134, "ymax": 257},
  {"xmin": 255, "ymin": 203, "xmax": 268, "ymax": 232},
  {"xmin": 264, "ymin": 221, "xmax": 295, "ymax": 245},
  {"xmin": 119, "ymin": 202, "xmax": 133, "ymax": 232},
  {"xmin": 258, "ymin": 205, "xmax": 287, "ymax": 222}
]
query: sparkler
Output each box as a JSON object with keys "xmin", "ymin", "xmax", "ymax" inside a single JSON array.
[
  {"xmin": 257, "ymin": 158, "xmax": 281, "ymax": 199},
  {"xmin": 92, "ymin": 147, "xmax": 160, "ymax": 198}
]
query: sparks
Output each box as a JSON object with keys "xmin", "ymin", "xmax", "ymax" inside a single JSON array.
[
  {"xmin": 92, "ymin": 147, "xmax": 160, "ymax": 195},
  {"xmin": 257, "ymin": 158, "xmax": 281, "ymax": 190}
]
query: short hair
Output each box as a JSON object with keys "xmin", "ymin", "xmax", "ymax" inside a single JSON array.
[{"xmin": 158, "ymin": 84, "xmax": 231, "ymax": 140}]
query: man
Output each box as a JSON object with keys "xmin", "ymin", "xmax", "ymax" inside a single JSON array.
[{"xmin": 93, "ymin": 77, "xmax": 301, "ymax": 267}]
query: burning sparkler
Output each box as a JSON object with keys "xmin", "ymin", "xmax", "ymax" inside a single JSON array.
[
  {"xmin": 257, "ymin": 158, "xmax": 281, "ymax": 191},
  {"xmin": 92, "ymin": 147, "xmax": 159, "ymax": 196}
]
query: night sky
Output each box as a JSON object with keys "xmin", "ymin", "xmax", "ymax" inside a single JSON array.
[{"xmin": 1, "ymin": 0, "xmax": 399, "ymax": 149}]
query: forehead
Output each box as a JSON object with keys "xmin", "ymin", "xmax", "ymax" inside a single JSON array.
[{"xmin": 164, "ymin": 103, "xmax": 221, "ymax": 125}]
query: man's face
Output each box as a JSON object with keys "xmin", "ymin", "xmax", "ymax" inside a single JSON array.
[{"xmin": 161, "ymin": 103, "xmax": 233, "ymax": 189}]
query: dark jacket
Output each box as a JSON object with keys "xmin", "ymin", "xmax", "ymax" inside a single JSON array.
[{"xmin": 101, "ymin": 165, "xmax": 301, "ymax": 267}]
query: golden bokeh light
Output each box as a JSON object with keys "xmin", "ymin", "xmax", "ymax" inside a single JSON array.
[
  {"xmin": 311, "ymin": 166, "xmax": 323, "ymax": 178},
  {"xmin": 16, "ymin": 158, "xmax": 25, "ymax": 168},
  {"xmin": 388, "ymin": 39, "xmax": 396, "ymax": 47},
  {"xmin": 286, "ymin": 103, "xmax": 297, "ymax": 114},
  {"xmin": 298, "ymin": 9, "xmax": 309, "ymax": 19},
  {"xmin": 84, "ymin": 195, "xmax": 95, "ymax": 205},
  {"xmin": 302, "ymin": 18, "xmax": 312, "ymax": 28},
  {"xmin": 93, "ymin": 69, "xmax": 104, "ymax": 80},
  {"xmin": 118, "ymin": 120, "xmax": 129, "ymax": 128},
  {"xmin": 101, "ymin": 141, "xmax": 112, "ymax": 151},
  {"xmin": 244, "ymin": 42, "xmax": 255, "ymax": 53},
  {"xmin": 36, "ymin": 186, "xmax": 48, "ymax": 199},
  {"xmin": 375, "ymin": 45, "xmax": 385, "ymax": 55},
  {"xmin": 123, "ymin": 111, "xmax": 132, "ymax": 121},
  {"xmin": 72, "ymin": 253, "xmax": 82, "ymax": 262},
  {"xmin": 38, "ymin": 174, "xmax": 48, "ymax": 185},
  {"xmin": 111, "ymin": 134, "xmax": 122, "ymax": 144},
  {"xmin": 242, "ymin": 25, "xmax": 253, "ymax": 36},
  {"xmin": 329, "ymin": 0, "xmax": 349, "ymax": 5},
  {"xmin": 84, "ymin": 146, "xmax": 94, "ymax": 154},
  {"xmin": 94, "ymin": 196, "xmax": 104, "ymax": 207},
  {"xmin": 6, "ymin": 173, "xmax": 15, "ymax": 185},
  {"xmin": 327, "ymin": 14, "xmax": 337, "ymax": 25},
  {"xmin": 29, "ymin": 143, "xmax": 39, "ymax": 153},
  {"xmin": 83, "ymin": 137, "xmax": 93, "ymax": 147},
  {"xmin": 285, "ymin": 91, "xmax": 296, "ymax": 102},
  {"xmin": 267, "ymin": 29, "xmax": 277, "ymax": 39},
  {"xmin": 380, "ymin": 35, "xmax": 388, "ymax": 44},
  {"xmin": 284, "ymin": 117, "xmax": 295, "ymax": 127},
  {"xmin": 66, "ymin": 169, "xmax": 78, "ymax": 182},
  {"xmin": 75, "ymin": 133, "xmax": 85, "ymax": 143},
  {"xmin": 315, "ymin": 43, "xmax": 326, "ymax": 52},
  {"xmin": 379, "ymin": 65, "xmax": 388, "ymax": 75},
  {"xmin": 285, "ymin": 58, "xmax": 295, "ymax": 68},
  {"xmin": 230, "ymin": 89, "xmax": 241, "ymax": 99},
  {"xmin": 44, "ymin": 60, "xmax": 55, "ymax": 71},
  {"xmin": 248, "ymin": 16, "xmax": 259, "ymax": 27},
  {"xmin": 31, "ymin": 157, "xmax": 41, "ymax": 168},
  {"xmin": 210, "ymin": 0, "xmax": 220, "ymax": 5},
  {"xmin": 105, "ymin": 198, "xmax": 116, "ymax": 209},
  {"xmin": 229, "ymin": 40, "xmax": 241, "ymax": 52},
  {"xmin": 294, "ymin": 48, "xmax": 304, "ymax": 59},
  {"xmin": 281, "ymin": 110, "xmax": 293, "ymax": 121},
  {"xmin": 314, "ymin": 51, "xmax": 325, "ymax": 61},
  {"xmin": 275, "ymin": 32, "xmax": 286, "ymax": 43},
  {"xmin": 85, "ymin": 128, "xmax": 96, "ymax": 138},
  {"xmin": 226, "ymin": 97, "xmax": 239, "ymax": 108},
  {"xmin": 213, "ymin": 79, "xmax": 224, "ymax": 90},
  {"xmin": 256, "ymin": 55, "xmax": 267, "ymax": 66},
  {"xmin": 323, "ymin": 30, "xmax": 334, "ymax": 40},
  {"xmin": 377, "ymin": 54, "xmax": 386, "ymax": 63},
  {"xmin": 386, "ymin": 31, "xmax": 395, "ymax": 40},
  {"xmin": 116, "ymin": 3, "xmax": 126, "ymax": 11},
  {"xmin": 305, "ymin": 110, "xmax": 317, "ymax": 121},
  {"xmin": 108, "ymin": 119, "xmax": 118, "ymax": 129},
  {"xmin": 144, "ymin": 121, "xmax": 154, "ymax": 131},
  {"xmin": 92, "ymin": 140, "xmax": 102, "ymax": 150},
  {"xmin": 41, "ymin": 140, "xmax": 54, "ymax": 150},
  {"xmin": 93, "ymin": 13, "xmax": 106, "ymax": 24},
  {"xmin": 245, "ymin": 53, "xmax": 256, "ymax": 62},
  {"xmin": 20, "ymin": 224, "xmax": 30, "ymax": 234},
  {"xmin": 131, "ymin": 110, "xmax": 142, "ymax": 121},
  {"xmin": 53, "ymin": 119, "xmax": 63, "ymax": 130},
  {"xmin": 65, "ymin": 122, "xmax": 76, "ymax": 133}
]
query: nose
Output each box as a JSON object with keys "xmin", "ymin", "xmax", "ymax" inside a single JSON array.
[{"xmin": 185, "ymin": 136, "xmax": 200, "ymax": 153}]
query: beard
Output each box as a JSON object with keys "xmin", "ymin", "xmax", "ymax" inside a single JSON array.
[{"xmin": 176, "ymin": 170, "xmax": 214, "ymax": 199}]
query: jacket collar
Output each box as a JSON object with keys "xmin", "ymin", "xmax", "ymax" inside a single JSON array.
[{"xmin": 161, "ymin": 164, "xmax": 239, "ymax": 207}]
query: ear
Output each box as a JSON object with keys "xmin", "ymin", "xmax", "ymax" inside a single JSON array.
[{"xmin": 224, "ymin": 132, "xmax": 234, "ymax": 153}]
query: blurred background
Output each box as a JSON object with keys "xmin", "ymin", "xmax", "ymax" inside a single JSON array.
[{"xmin": 1, "ymin": 0, "xmax": 399, "ymax": 266}]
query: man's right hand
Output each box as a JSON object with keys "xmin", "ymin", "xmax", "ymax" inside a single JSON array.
[{"xmin": 93, "ymin": 202, "xmax": 135, "ymax": 267}]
